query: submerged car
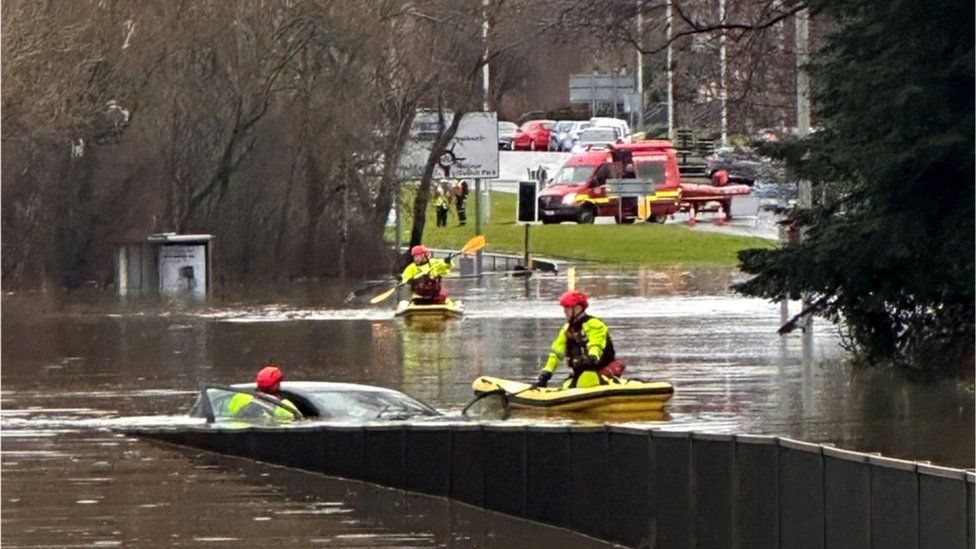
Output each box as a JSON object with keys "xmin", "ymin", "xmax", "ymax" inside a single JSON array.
[{"xmin": 189, "ymin": 381, "xmax": 443, "ymax": 424}]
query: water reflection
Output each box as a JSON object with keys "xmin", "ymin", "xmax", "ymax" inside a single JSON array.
[{"xmin": 2, "ymin": 268, "xmax": 973, "ymax": 545}]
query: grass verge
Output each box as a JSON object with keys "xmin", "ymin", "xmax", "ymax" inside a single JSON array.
[{"xmin": 390, "ymin": 190, "xmax": 774, "ymax": 266}]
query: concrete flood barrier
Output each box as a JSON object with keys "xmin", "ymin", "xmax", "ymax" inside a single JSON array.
[{"xmin": 134, "ymin": 423, "xmax": 973, "ymax": 548}]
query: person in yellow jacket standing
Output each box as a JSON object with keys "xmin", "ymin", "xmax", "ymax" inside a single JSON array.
[
  {"xmin": 535, "ymin": 290, "xmax": 626, "ymax": 389},
  {"xmin": 401, "ymin": 245, "xmax": 452, "ymax": 304},
  {"xmin": 227, "ymin": 364, "xmax": 301, "ymax": 422}
]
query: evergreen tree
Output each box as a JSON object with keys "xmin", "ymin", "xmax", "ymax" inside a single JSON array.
[{"xmin": 736, "ymin": 0, "xmax": 974, "ymax": 377}]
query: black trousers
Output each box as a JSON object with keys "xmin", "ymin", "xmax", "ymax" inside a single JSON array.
[{"xmin": 456, "ymin": 197, "xmax": 467, "ymax": 225}]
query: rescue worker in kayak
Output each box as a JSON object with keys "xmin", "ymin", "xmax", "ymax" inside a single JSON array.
[
  {"xmin": 227, "ymin": 364, "xmax": 301, "ymax": 422},
  {"xmin": 401, "ymin": 245, "xmax": 452, "ymax": 304},
  {"xmin": 535, "ymin": 290, "xmax": 626, "ymax": 389}
]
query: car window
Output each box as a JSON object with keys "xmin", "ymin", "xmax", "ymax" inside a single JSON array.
[
  {"xmin": 309, "ymin": 390, "xmax": 439, "ymax": 421},
  {"xmin": 555, "ymin": 121, "xmax": 574, "ymax": 132},
  {"xmin": 580, "ymin": 128, "xmax": 616, "ymax": 141},
  {"xmin": 498, "ymin": 122, "xmax": 517, "ymax": 133},
  {"xmin": 190, "ymin": 386, "xmax": 301, "ymax": 424},
  {"xmin": 539, "ymin": 121, "xmax": 555, "ymax": 131},
  {"xmin": 550, "ymin": 166, "xmax": 595, "ymax": 185},
  {"xmin": 635, "ymin": 160, "xmax": 667, "ymax": 184}
]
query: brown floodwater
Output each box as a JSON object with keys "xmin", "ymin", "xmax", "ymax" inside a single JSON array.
[{"xmin": 2, "ymin": 268, "xmax": 973, "ymax": 546}]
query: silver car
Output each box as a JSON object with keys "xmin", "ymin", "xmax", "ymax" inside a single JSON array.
[
  {"xmin": 549, "ymin": 120, "xmax": 591, "ymax": 151},
  {"xmin": 498, "ymin": 121, "xmax": 518, "ymax": 150},
  {"xmin": 572, "ymin": 127, "xmax": 621, "ymax": 152}
]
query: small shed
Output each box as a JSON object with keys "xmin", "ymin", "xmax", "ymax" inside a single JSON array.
[{"xmin": 116, "ymin": 233, "xmax": 214, "ymax": 297}]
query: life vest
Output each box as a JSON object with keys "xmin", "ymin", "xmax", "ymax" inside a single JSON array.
[{"xmin": 565, "ymin": 314, "xmax": 616, "ymax": 373}]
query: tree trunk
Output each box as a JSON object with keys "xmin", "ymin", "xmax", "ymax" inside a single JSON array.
[{"xmin": 409, "ymin": 107, "xmax": 463, "ymax": 247}]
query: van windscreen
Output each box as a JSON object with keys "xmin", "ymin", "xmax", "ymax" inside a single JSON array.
[{"xmin": 550, "ymin": 166, "xmax": 595, "ymax": 185}]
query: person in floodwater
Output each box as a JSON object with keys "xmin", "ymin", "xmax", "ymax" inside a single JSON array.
[
  {"xmin": 227, "ymin": 364, "xmax": 300, "ymax": 422},
  {"xmin": 401, "ymin": 245, "xmax": 452, "ymax": 305},
  {"xmin": 535, "ymin": 290, "xmax": 626, "ymax": 389}
]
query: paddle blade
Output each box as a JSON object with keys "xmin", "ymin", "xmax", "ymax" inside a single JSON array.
[
  {"xmin": 352, "ymin": 279, "xmax": 394, "ymax": 298},
  {"xmin": 370, "ymin": 286, "xmax": 398, "ymax": 304},
  {"xmin": 459, "ymin": 235, "xmax": 486, "ymax": 256}
]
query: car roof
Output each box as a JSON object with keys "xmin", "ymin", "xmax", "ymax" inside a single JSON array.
[{"xmin": 231, "ymin": 381, "xmax": 402, "ymax": 395}]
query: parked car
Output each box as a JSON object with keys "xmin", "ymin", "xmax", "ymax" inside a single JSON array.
[
  {"xmin": 513, "ymin": 119, "xmax": 556, "ymax": 151},
  {"xmin": 571, "ymin": 127, "xmax": 621, "ymax": 152},
  {"xmin": 498, "ymin": 121, "xmax": 518, "ymax": 150},
  {"xmin": 549, "ymin": 120, "xmax": 591, "ymax": 151},
  {"xmin": 589, "ymin": 117, "xmax": 632, "ymax": 142}
]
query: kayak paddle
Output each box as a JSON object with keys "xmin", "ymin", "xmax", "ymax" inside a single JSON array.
[{"xmin": 369, "ymin": 235, "xmax": 486, "ymax": 305}]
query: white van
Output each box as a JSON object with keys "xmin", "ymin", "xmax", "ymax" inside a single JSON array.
[{"xmin": 589, "ymin": 117, "xmax": 631, "ymax": 142}]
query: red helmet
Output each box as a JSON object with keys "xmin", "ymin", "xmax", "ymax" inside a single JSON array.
[
  {"xmin": 559, "ymin": 290, "xmax": 588, "ymax": 309},
  {"xmin": 410, "ymin": 245, "xmax": 430, "ymax": 257},
  {"xmin": 256, "ymin": 364, "xmax": 283, "ymax": 392}
]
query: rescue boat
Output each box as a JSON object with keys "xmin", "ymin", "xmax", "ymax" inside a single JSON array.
[
  {"xmin": 471, "ymin": 375, "xmax": 673, "ymax": 413},
  {"xmin": 394, "ymin": 298, "xmax": 464, "ymax": 320}
]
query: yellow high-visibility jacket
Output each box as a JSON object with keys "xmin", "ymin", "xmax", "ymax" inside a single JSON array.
[
  {"xmin": 401, "ymin": 258, "xmax": 451, "ymax": 284},
  {"xmin": 227, "ymin": 392, "xmax": 297, "ymax": 422},
  {"xmin": 542, "ymin": 315, "xmax": 613, "ymax": 373}
]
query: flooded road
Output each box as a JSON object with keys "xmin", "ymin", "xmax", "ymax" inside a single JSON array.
[{"xmin": 3, "ymin": 268, "xmax": 973, "ymax": 546}]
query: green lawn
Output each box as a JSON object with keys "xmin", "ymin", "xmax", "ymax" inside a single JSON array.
[{"xmin": 392, "ymin": 191, "xmax": 773, "ymax": 266}]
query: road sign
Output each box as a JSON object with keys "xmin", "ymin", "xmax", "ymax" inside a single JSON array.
[{"xmin": 398, "ymin": 111, "xmax": 499, "ymax": 180}]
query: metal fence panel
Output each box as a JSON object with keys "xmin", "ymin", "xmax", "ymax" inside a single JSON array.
[
  {"xmin": 607, "ymin": 427, "xmax": 653, "ymax": 548},
  {"xmin": 652, "ymin": 431, "xmax": 691, "ymax": 548},
  {"xmin": 870, "ymin": 457, "xmax": 918, "ymax": 549},
  {"xmin": 918, "ymin": 466, "xmax": 968, "ymax": 549},
  {"xmin": 483, "ymin": 426, "xmax": 527, "ymax": 516},
  {"xmin": 248, "ymin": 428, "xmax": 325, "ymax": 473},
  {"xmin": 364, "ymin": 425, "xmax": 405, "ymax": 488},
  {"xmin": 692, "ymin": 434, "xmax": 734, "ymax": 549},
  {"xmin": 405, "ymin": 426, "xmax": 452, "ymax": 496},
  {"xmin": 450, "ymin": 425, "xmax": 484, "ymax": 507},
  {"xmin": 526, "ymin": 426, "xmax": 570, "ymax": 527},
  {"xmin": 570, "ymin": 427, "xmax": 610, "ymax": 541},
  {"xmin": 733, "ymin": 436, "xmax": 779, "ymax": 549},
  {"xmin": 779, "ymin": 439, "xmax": 824, "ymax": 549},
  {"xmin": 323, "ymin": 426, "xmax": 365, "ymax": 480},
  {"xmin": 968, "ymin": 473, "xmax": 974, "ymax": 549},
  {"xmin": 824, "ymin": 448, "xmax": 871, "ymax": 549}
]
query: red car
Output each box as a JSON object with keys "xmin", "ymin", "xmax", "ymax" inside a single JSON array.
[{"xmin": 513, "ymin": 120, "xmax": 556, "ymax": 151}]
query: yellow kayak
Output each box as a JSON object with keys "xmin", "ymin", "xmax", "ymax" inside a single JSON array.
[
  {"xmin": 471, "ymin": 375, "xmax": 673, "ymax": 413},
  {"xmin": 394, "ymin": 298, "xmax": 463, "ymax": 319}
]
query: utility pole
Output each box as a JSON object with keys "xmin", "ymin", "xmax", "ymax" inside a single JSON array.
[
  {"xmin": 636, "ymin": 0, "xmax": 644, "ymax": 131},
  {"xmin": 719, "ymin": 0, "xmax": 728, "ymax": 147},
  {"xmin": 666, "ymin": 0, "xmax": 674, "ymax": 140},
  {"xmin": 481, "ymin": 0, "xmax": 491, "ymax": 230},
  {"xmin": 796, "ymin": 8, "xmax": 813, "ymax": 346}
]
